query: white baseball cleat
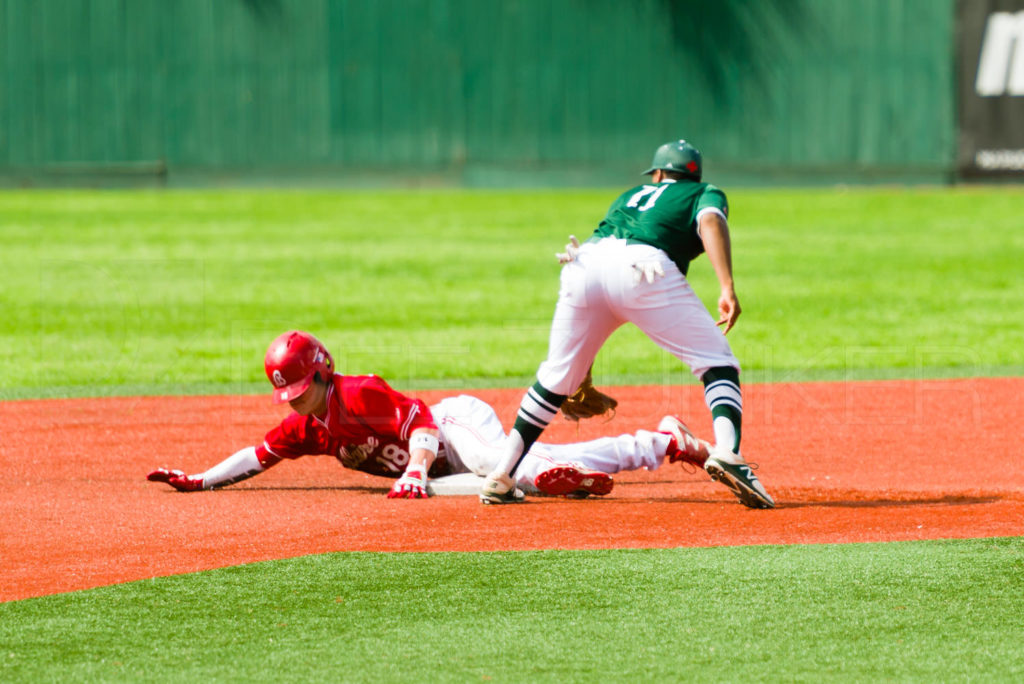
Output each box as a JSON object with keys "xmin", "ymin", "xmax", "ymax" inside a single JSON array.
[
  {"xmin": 703, "ymin": 449, "xmax": 775, "ymax": 509},
  {"xmin": 657, "ymin": 415, "xmax": 711, "ymax": 469},
  {"xmin": 479, "ymin": 472, "xmax": 526, "ymax": 505}
]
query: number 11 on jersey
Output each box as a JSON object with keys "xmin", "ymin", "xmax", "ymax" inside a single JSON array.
[{"xmin": 626, "ymin": 184, "xmax": 669, "ymax": 212}]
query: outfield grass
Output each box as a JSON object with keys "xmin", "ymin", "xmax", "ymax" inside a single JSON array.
[
  {"xmin": 2, "ymin": 538, "xmax": 1022, "ymax": 682},
  {"xmin": 1, "ymin": 187, "xmax": 1021, "ymax": 399}
]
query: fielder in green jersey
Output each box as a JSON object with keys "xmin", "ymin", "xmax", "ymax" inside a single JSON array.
[
  {"xmin": 481, "ymin": 139, "xmax": 774, "ymax": 510},
  {"xmin": 593, "ymin": 179, "xmax": 728, "ymax": 277}
]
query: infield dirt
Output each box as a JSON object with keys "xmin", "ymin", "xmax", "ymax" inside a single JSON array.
[{"xmin": 2, "ymin": 377, "xmax": 1021, "ymax": 602}]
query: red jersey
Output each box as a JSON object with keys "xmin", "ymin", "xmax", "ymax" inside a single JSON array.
[{"xmin": 254, "ymin": 375, "xmax": 449, "ymax": 478}]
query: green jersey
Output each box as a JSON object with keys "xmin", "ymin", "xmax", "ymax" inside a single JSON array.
[{"xmin": 590, "ymin": 179, "xmax": 728, "ymax": 276}]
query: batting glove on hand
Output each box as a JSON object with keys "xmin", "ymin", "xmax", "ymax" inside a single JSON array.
[
  {"xmin": 387, "ymin": 465, "xmax": 429, "ymax": 499},
  {"xmin": 631, "ymin": 259, "xmax": 665, "ymax": 286},
  {"xmin": 556, "ymin": 235, "xmax": 581, "ymax": 264},
  {"xmin": 147, "ymin": 468, "xmax": 204, "ymax": 492}
]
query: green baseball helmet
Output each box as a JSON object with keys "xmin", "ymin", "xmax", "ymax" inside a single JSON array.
[{"xmin": 642, "ymin": 139, "xmax": 702, "ymax": 179}]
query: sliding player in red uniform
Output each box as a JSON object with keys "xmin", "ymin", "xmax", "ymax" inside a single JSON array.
[{"xmin": 147, "ymin": 331, "xmax": 710, "ymax": 499}]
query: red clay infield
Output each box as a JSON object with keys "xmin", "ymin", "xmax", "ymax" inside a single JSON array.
[{"xmin": 2, "ymin": 377, "xmax": 1022, "ymax": 602}]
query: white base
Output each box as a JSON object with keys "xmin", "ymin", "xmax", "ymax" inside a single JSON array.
[
  {"xmin": 425, "ymin": 472, "xmax": 487, "ymax": 496},
  {"xmin": 426, "ymin": 472, "xmax": 541, "ymax": 496}
]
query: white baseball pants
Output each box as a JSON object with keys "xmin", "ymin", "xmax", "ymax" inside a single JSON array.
[{"xmin": 536, "ymin": 237, "xmax": 739, "ymax": 396}]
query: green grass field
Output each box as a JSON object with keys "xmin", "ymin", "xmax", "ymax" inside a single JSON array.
[
  {"xmin": 1, "ymin": 187, "xmax": 1021, "ymax": 399},
  {"xmin": 3, "ymin": 539, "xmax": 1023, "ymax": 682},
  {"xmin": 2, "ymin": 186, "xmax": 1022, "ymax": 681}
]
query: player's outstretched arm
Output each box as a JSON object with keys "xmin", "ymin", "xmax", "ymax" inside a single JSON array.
[
  {"xmin": 147, "ymin": 446, "xmax": 267, "ymax": 492},
  {"xmin": 699, "ymin": 212, "xmax": 741, "ymax": 334},
  {"xmin": 387, "ymin": 428, "xmax": 441, "ymax": 499}
]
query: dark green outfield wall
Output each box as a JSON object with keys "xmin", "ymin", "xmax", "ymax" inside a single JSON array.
[{"xmin": 0, "ymin": 0, "xmax": 955, "ymax": 186}]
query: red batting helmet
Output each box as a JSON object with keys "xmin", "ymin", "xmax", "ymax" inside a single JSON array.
[{"xmin": 264, "ymin": 331, "xmax": 335, "ymax": 404}]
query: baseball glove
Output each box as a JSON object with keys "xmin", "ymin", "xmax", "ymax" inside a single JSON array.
[{"xmin": 560, "ymin": 367, "xmax": 617, "ymax": 422}]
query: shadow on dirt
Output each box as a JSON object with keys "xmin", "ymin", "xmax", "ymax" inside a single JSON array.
[
  {"xmin": 218, "ymin": 485, "xmax": 390, "ymax": 493},
  {"xmin": 199, "ymin": 486, "xmax": 1008, "ymax": 510},
  {"xmin": 771, "ymin": 495, "xmax": 1003, "ymax": 509}
]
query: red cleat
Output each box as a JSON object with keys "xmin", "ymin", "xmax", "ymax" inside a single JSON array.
[
  {"xmin": 657, "ymin": 415, "xmax": 711, "ymax": 470},
  {"xmin": 534, "ymin": 465, "xmax": 613, "ymax": 498}
]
